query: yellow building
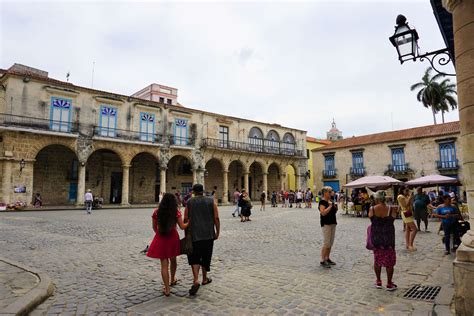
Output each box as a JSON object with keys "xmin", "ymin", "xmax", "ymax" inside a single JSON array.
[{"xmin": 287, "ymin": 137, "xmax": 331, "ymax": 191}]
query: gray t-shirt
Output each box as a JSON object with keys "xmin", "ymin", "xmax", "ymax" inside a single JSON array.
[{"xmin": 188, "ymin": 196, "xmax": 215, "ymax": 242}]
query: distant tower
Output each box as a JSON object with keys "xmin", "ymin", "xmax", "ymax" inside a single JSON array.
[{"xmin": 326, "ymin": 119, "xmax": 343, "ymax": 141}]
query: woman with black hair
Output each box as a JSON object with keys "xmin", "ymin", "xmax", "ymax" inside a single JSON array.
[{"xmin": 147, "ymin": 193, "xmax": 188, "ymax": 296}]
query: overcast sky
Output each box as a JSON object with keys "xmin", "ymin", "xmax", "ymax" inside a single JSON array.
[{"xmin": 0, "ymin": 0, "xmax": 459, "ymax": 139}]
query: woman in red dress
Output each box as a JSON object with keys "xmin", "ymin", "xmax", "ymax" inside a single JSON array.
[{"xmin": 147, "ymin": 193, "xmax": 188, "ymax": 296}]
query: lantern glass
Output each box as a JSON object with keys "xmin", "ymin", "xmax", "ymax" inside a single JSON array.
[{"xmin": 390, "ymin": 21, "xmax": 419, "ymax": 63}]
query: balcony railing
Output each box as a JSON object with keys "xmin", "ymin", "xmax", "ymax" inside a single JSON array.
[
  {"xmin": 93, "ymin": 126, "xmax": 164, "ymax": 144},
  {"xmin": 201, "ymin": 138, "xmax": 304, "ymax": 156},
  {"xmin": 436, "ymin": 159, "xmax": 459, "ymax": 170},
  {"xmin": 350, "ymin": 167, "xmax": 366, "ymax": 176},
  {"xmin": 387, "ymin": 163, "xmax": 410, "ymax": 173},
  {"xmin": 323, "ymin": 169, "xmax": 337, "ymax": 178},
  {"xmin": 0, "ymin": 113, "xmax": 79, "ymax": 133},
  {"xmin": 169, "ymin": 135, "xmax": 195, "ymax": 147}
]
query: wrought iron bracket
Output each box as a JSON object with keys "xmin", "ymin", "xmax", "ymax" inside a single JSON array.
[{"xmin": 417, "ymin": 48, "xmax": 456, "ymax": 77}]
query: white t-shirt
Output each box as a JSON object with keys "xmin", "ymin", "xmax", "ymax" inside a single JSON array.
[
  {"xmin": 85, "ymin": 192, "xmax": 93, "ymax": 201},
  {"xmin": 296, "ymin": 192, "xmax": 303, "ymax": 199}
]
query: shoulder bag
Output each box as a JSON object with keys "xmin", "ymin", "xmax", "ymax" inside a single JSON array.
[{"xmin": 180, "ymin": 206, "xmax": 193, "ymax": 256}]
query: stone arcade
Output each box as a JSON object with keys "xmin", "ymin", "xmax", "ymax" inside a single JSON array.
[{"xmin": 0, "ymin": 64, "xmax": 308, "ymax": 207}]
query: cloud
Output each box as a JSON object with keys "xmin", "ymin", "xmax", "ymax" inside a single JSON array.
[{"xmin": 0, "ymin": 0, "xmax": 458, "ymax": 140}]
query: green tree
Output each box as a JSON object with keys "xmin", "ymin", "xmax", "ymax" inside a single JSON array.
[
  {"xmin": 410, "ymin": 67, "xmax": 445, "ymax": 125},
  {"xmin": 435, "ymin": 78, "xmax": 457, "ymax": 123}
]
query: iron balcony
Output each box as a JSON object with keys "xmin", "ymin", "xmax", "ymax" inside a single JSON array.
[
  {"xmin": 201, "ymin": 138, "xmax": 304, "ymax": 157},
  {"xmin": 0, "ymin": 113, "xmax": 80, "ymax": 133}
]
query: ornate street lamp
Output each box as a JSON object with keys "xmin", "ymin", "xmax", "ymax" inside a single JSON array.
[{"xmin": 389, "ymin": 14, "xmax": 455, "ymax": 76}]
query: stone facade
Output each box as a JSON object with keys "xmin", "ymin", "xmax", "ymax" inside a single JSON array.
[
  {"xmin": 0, "ymin": 64, "xmax": 308, "ymax": 206},
  {"xmin": 312, "ymin": 122, "xmax": 463, "ymax": 195}
]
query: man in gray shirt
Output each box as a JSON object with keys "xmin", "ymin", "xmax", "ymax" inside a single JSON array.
[{"xmin": 184, "ymin": 184, "xmax": 220, "ymax": 296}]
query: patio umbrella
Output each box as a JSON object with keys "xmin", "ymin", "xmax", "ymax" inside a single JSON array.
[
  {"xmin": 405, "ymin": 174, "xmax": 461, "ymax": 188},
  {"xmin": 344, "ymin": 176, "xmax": 403, "ymax": 190}
]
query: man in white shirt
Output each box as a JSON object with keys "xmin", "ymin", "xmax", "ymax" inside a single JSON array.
[{"xmin": 85, "ymin": 189, "xmax": 93, "ymax": 214}]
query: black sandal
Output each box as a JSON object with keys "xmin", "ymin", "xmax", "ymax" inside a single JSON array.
[
  {"xmin": 189, "ymin": 283, "xmax": 200, "ymax": 296},
  {"xmin": 202, "ymin": 277, "xmax": 212, "ymax": 285}
]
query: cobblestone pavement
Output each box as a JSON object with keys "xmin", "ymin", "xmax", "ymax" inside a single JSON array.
[{"xmin": 0, "ymin": 206, "xmax": 454, "ymax": 315}]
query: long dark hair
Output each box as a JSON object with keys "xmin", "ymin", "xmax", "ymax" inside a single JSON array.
[{"xmin": 157, "ymin": 193, "xmax": 178, "ymax": 235}]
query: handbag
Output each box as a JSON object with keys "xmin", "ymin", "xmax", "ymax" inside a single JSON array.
[
  {"xmin": 366, "ymin": 224, "xmax": 375, "ymax": 250},
  {"xmin": 180, "ymin": 206, "xmax": 193, "ymax": 256}
]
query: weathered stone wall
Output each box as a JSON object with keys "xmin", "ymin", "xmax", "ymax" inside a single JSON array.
[
  {"xmin": 204, "ymin": 159, "xmax": 224, "ymax": 199},
  {"xmin": 313, "ymin": 134, "xmax": 464, "ymax": 192},
  {"xmin": 33, "ymin": 145, "xmax": 78, "ymax": 205},
  {"xmin": 130, "ymin": 153, "xmax": 158, "ymax": 204}
]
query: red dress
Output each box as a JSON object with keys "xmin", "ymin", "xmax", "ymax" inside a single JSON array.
[{"xmin": 146, "ymin": 209, "xmax": 182, "ymax": 259}]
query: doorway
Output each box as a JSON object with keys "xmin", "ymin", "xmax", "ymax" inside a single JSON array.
[{"xmin": 110, "ymin": 172, "xmax": 122, "ymax": 204}]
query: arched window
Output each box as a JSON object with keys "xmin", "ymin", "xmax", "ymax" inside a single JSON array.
[
  {"xmin": 282, "ymin": 133, "xmax": 296, "ymax": 155},
  {"xmin": 248, "ymin": 127, "xmax": 264, "ymax": 152},
  {"xmin": 266, "ymin": 130, "xmax": 280, "ymax": 153}
]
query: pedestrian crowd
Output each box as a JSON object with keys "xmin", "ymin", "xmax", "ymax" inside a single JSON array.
[{"xmin": 77, "ymin": 182, "xmax": 468, "ymax": 297}]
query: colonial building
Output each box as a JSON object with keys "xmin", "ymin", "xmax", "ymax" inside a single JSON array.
[
  {"xmin": 0, "ymin": 63, "xmax": 308, "ymax": 207},
  {"xmin": 326, "ymin": 119, "xmax": 343, "ymax": 142},
  {"xmin": 312, "ymin": 122, "xmax": 463, "ymax": 194},
  {"xmin": 287, "ymin": 137, "xmax": 330, "ymax": 191}
]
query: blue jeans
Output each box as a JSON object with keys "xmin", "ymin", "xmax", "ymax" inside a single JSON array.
[
  {"xmin": 233, "ymin": 205, "xmax": 240, "ymax": 216},
  {"xmin": 442, "ymin": 221, "xmax": 460, "ymax": 252}
]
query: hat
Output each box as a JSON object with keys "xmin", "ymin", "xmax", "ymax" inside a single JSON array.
[
  {"xmin": 87, "ymin": 189, "xmax": 92, "ymax": 192},
  {"xmin": 192, "ymin": 184, "xmax": 204, "ymax": 193}
]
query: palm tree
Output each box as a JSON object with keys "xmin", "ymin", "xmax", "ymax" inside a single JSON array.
[
  {"xmin": 435, "ymin": 78, "xmax": 457, "ymax": 123},
  {"xmin": 410, "ymin": 67, "xmax": 445, "ymax": 125}
]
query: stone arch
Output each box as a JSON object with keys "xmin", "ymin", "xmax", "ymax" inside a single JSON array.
[
  {"xmin": 130, "ymin": 152, "xmax": 160, "ymax": 204},
  {"xmin": 282, "ymin": 133, "xmax": 296, "ymax": 155},
  {"xmin": 88, "ymin": 143, "xmax": 129, "ymax": 166},
  {"xmin": 267, "ymin": 162, "xmax": 281, "ymax": 195},
  {"xmin": 33, "ymin": 144, "xmax": 79, "ymax": 205},
  {"xmin": 286, "ymin": 163, "xmax": 298, "ymax": 191},
  {"xmin": 266, "ymin": 130, "xmax": 280, "ymax": 141},
  {"xmin": 204, "ymin": 158, "xmax": 224, "ymax": 200},
  {"xmin": 86, "ymin": 149, "xmax": 124, "ymax": 204},
  {"xmin": 249, "ymin": 161, "xmax": 264, "ymax": 200},
  {"xmin": 29, "ymin": 138, "xmax": 76, "ymax": 160},
  {"xmin": 167, "ymin": 154, "xmax": 193, "ymax": 197}
]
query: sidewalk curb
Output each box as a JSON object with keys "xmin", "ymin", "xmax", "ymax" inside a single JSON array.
[{"xmin": 0, "ymin": 257, "xmax": 55, "ymax": 316}]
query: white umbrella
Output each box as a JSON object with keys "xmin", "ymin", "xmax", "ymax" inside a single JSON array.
[
  {"xmin": 344, "ymin": 176, "xmax": 403, "ymax": 190},
  {"xmin": 405, "ymin": 174, "xmax": 460, "ymax": 188}
]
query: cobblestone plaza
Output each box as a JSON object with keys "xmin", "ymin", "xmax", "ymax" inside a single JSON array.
[{"xmin": 1, "ymin": 206, "xmax": 454, "ymax": 315}]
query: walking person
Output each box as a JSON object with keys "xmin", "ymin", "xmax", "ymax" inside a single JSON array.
[
  {"xmin": 397, "ymin": 187, "xmax": 417, "ymax": 251},
  {"xmin": 232, "ymin": 189, "xmax": 241, "ymax": 217},
  {"xmin": 283, "ymin": 190, "xmax": 289, "ymax": 208},
  {"xmin": 369, "ymin": 191, "xmax": 398, "ymax": 291},
  {"xmin": 184, "ymin": 184, "xmax": 220, "ymax": 296},
  {"xmin": 84, "ymin": 189, "xmax": 93, "ymax": 214},
  {"xmin": 433, "ymin": 195, "xmax": 461, "ymax": 255},
  {"xmin": 318, "ymin": 186, "xmax": 338, "ymax": 268},
  {"xmin": 146, "ymin": 193, "xmax": 188, "ymax": 296},
  {"xmin": 260, "ymin": 191, "xmax": 266, "ymax": 211},
  {"xmin": 240, "ymin": 191, "xmax": 252, "ymax": 222},
  {"xmin": 271, "ymin": 191, "xmax": 277, "ymax": 207},
  {"xmin": 414, "ymin": 187, "xmax": 432, "ymax": 232},
  {"xmin": 296, "ymin": 190, "xmax": 303, "ymax": 208}
]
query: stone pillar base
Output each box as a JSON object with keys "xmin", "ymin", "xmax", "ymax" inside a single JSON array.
[{"xmin": 454, "ymin": 244, "xmax": 474, "ymax": 315}]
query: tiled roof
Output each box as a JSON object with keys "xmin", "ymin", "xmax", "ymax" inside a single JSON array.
[
  {"xmin": 306, "ymin": 136, "xmax": 332, "ymax": 145},
  {"xmin": 0, "ymin": 66, "xmax": 306, "ymax": 132},
  {"xmin": 312, "ymin": 121, "xmax": 460, "ymax": 151}
]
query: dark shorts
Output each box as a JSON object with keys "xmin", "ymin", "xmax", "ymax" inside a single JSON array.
[
  {"xmin": 297, "ymin": 199, "xmax": 302, "ymax": 203},
  {"xmin": 187, "ymin": 239, "xmax": 214, "ymax": 272},
  {"xmin": 414, "ymin": 208, "xmax": 428, "ymax": 220}
]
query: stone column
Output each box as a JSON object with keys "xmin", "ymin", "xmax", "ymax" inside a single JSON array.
[
  {"xmin": 262, "ymin": 172, "xmax": 268, "ymax": 195},
  {"xmin": 443, "ymin": 1, "xmax": 474, "ymax": 314},
  {"xmin": 222, "ymin": 169, "xmax": 229, "ymax": 204},
  {"xmin": 160, "ymin": 167, "xmax": 167, "ymax": 193},
  {"xmin": 76, "ymin": 163, "xmax": 86, "ymax": 205},
  {"xmin": 121, "ymin": 165, "xmax": 130, "ymax": 206},
  {"xmin": 295, "ymin": 174, "xmax": 300, "ymax": 190},
  {"xmin": 1, "ymin": 160, "xmax": 13, "ymax": 204},
  {"xmin": 281, "ymin": 172, "xmax": 287, "ymax": 191},
  {"xmin": 243, "ymin": 171, "xmax": 250, "ymax": 193},
  {"xmin": 192, "ymin": 168, "xmax": 198, "ymax": 184}
]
